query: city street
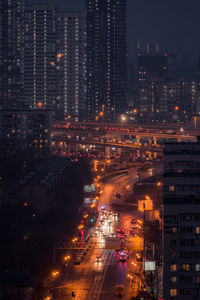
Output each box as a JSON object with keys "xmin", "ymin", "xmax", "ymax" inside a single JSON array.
[{"xmin": 54, "ymin": 162, "xmax": 160, "ymax": 300}]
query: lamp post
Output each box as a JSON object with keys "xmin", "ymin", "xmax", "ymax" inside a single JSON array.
[{"xmin": 121, "ymin": 114, "xmax": 126, "ymax": 128}]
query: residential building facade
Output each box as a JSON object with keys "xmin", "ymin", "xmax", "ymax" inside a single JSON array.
[
  {"xmin": 86, "ymin": 0, "xmax": 127, "ymax": 121},
  {"xmin": 56, "ymin": 11, "xmax": 86, "ymax": 121},
  {"xmin": 163, "ymin": 139, "xmax": 200, "ymax": 299},
  {"xmin": 0, "ymin": 0, "xmax": 24, "ymax": 109},
  {"xmin": 24, "ymin": 4, "xmax": 56, "ymax": 113}
]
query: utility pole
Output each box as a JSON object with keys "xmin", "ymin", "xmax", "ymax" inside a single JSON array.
[{"xmin": 143, "ymin": 201, "xmax": 146, "ymax": 289}]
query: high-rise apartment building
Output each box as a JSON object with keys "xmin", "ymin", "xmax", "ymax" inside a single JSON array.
[
  {"xmin": 0, "ymin": 0, "xmax": 24, "ymax": 109},
  {"xmin": 0, "ymin": 109, "xmax": 52, "ymax": 157},
  {"xmin": 24, "ymin": 4, "xmax": 56, "ymax": 112},
  {"xmin": 86, "ymin": 0, "xmax": 127, "ymax": 121},
  {"xmin": 136, "ymin": 53, "xmax": 168, "ymax": 116},
  {"xmin": 163, "ymin": 140, "xmax": 200, "ymax": 299},
  {"xmin": 56, "ymin": 12, "xmax": 86, "ymax": 121}
]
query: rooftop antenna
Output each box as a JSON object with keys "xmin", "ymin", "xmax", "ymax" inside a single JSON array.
[
  {"xmin": 147, "ymin": 43, "xmax": 150, "ymax": 54},
  {"xmin": 156, "ymin": 42, "xmax": 159, "ymax": 54}
]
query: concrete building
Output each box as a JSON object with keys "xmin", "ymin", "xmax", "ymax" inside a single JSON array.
[
  {"xmin": 24, "ymin": 4, "xmax": 56, "ymax": 113},
  {"xmin": 56, "ymin": 11, "xmax": 86, "ymax": 121},
  {"xmin": 163, "ymin": 139, "xmax": 200, "ymax": 299},
  {"xmin": 86, "ymin": 0, "xmax": 127, "ymax": 121},
  {"xmin": 0, "ymin": 110, "xmax": 52, "ymax": 157},
  {"xmin": 0, "ymin": 0, "xmax": 24, "ymax": 109}
]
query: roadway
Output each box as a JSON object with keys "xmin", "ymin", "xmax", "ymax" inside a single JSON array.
[{"xmin": 55, "ymin": 162, "xmax": 161, "ymax": 300}]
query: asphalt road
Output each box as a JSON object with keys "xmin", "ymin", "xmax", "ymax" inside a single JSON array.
[{"xmin": 55, "ymin": 162, "xmax": 160, "ymax": 300}]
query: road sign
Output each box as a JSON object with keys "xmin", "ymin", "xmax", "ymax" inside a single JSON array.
[
  {"xmin": 143, "ymin": 261, "xmax": 156, "ymax": 271},
  {"xmin": 124, "ymin": 237, "xmax": 143, "ymax": 251},
  {"xmin": 105, "ymin": 237, "xmax": 121, "ymax": 249}
]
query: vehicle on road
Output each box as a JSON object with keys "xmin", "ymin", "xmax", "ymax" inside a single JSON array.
[
  {"xmin": 95, "ymin": 256, "xmax": 102, "ymax": 263},
  {"xmin": 131, "ymin": 218, "xmax": 136, "ymax": 224},
  {"xmin": 114, "ymin": 284, "xmax": 124, "ymax": 297},
  {"xmin": 115, "ymin": 193, "xmax": 121, "ymax": 198},
  {"xmin": 74, "ymin": 259, "xmax": 81, "ymax": 265},
  {"xmin": 119, "ymin": 253, "xmax": 127, "ymax": 262}
]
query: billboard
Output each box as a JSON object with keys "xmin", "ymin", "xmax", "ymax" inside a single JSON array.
[
  {"xmin": 124, "ymin": 237, "xmax": 143, "ymax": 251},
  {"xmin": 143, "ymin": 261, "xmax": 156, "ymax": 271},
  {"xmin": 105, "ymin": 237, "xmax": 121, "ymax": 250},
  {"xmin": 84, "ymin": 184, "xmax": 96, "ymax": 193},
  {"xmin": 138, "ymin": 195, "xmax": 153, "ymax": 211}
]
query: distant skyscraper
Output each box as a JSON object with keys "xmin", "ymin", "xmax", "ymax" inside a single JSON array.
[
  {"xmin": 86, "ymin": 0, "xmax": 127, "ymax": 121},
  {"xmin": 0, "ymin": 0, "xmax": 24, "ymax": 109},
  {"xmin": 56, "ymin": 12, "xmax": 86, "ymax": 121},
  {"xmin": 163, "ymin": 139, "xmax": 200, "ymax": 299},
  {"xmin": 24, "ymin": 4, "xmax": 56, "ymax": 113}
]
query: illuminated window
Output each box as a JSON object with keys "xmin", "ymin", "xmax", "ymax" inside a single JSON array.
[
  {"xmin": 196, "ymin": 227, "xmax": 200, "ymax": 234},
  {"xmin": 182, "ymin": 264, "xmax": 190, "ymax": 271},
  {"xmin": 170, "ymin": 289, "xmax": 177, "ymax": 296},
  {"xmin": 171, "ymin": 276, "xmax": 177, "ymax": 283},
  {"xmin": 169, "ymin": 186, "xmax": 175, "ymax": 192},
  {"xmin": 195, "ymin": 264, "xmax": 200, "ymax": 271},
  {"xmin": 171, "ymin": 264, "xmax": 177, "ymax": 272},
  {"xmin": 171, "ymin": 227, "xmax": 177, "ymax": 233}
]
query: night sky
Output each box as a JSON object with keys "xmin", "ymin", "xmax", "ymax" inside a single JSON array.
[{"xmin": 28, "ymin": 0, "xmax": 200, "ymax": 60}]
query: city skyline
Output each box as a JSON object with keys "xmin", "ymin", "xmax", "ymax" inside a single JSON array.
[{"xmin": 28, "ymin": 0, "xmax": 200, "ymax": 60}]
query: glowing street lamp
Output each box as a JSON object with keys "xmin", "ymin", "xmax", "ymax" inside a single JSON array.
[
  {"xmin": 78, "ymin": 224, "xmax": 84, "ymax": 230},
  {"xmin": 64, "ymin": 255, "xmax": 71, "ymax": 261},
  {"xmin": 51, "ymin": 270, "xmax": 59, "ymax": 278},
  {"xmin": 121, "ymin": 114, "xmax": 126, "ymax": 128}
]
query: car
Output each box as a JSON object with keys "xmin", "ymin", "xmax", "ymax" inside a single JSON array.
[
  {"xmin": 74, "ymin": 259, "xmax": 81, "ymax": 265},
  {"xmin": 131, "ymin": 218, "xmax": 136, "ymax": 224},
  {"xmin": 115, "ymin": 193, "xmax": 121, "ymax": 198},
  {"xmin": 114, "ymin": 285, "xmax": 124, "ymax": 297},
  {"xmin": 119, "ymin": 255, "xmax": 127, "ymax": 262},
  {"xmin": 95, "ymin": 256, "xmax": 102, "ymax": 263}
]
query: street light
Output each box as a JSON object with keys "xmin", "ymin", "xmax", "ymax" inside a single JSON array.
[
  {"xmin": 63, "ymin": 255, "xmax": 71, "ymax": 262},
  {"xmin": 121, "ymin": 115, "xmax": 126, "ymax": 128},
  {"xmin": 51, "ymin": 270, "xmax": 59, "ymax": 278}
]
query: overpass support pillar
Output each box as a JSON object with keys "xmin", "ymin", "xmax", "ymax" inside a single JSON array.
[
  {"xmin": 67, "ymin": 144, "xmax": 71, "ymax": 158},
  {"xmin": 136, "ymin": 136, "xmax": 140, "ymax": 144},
  {"xmin": 153, "ymin": 137, "xmax": 157, "ymax": 146},
  {"xmin": 117, "ymin": 147, "xmax": 122, "ymax": 156},
  {"xmin": 153, "ymin": 152, "xmax": 157, "ymax": 159},
  {"xmin": 105, "ymin": 146, "xmax": 110, "ymax": 158},
  {"xmin": 75, "ymin": 144, "xmax": 79, "ymax": 156},
  {"xmin": 148, "ymin": 151, "xmax": 152, "ymax": 160}
]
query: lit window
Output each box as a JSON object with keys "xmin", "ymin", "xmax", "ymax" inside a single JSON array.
[
  {"xmin": 182, "ymin": 264, "xmax": 190, "ymax": 271},
  {"xmin": 195, "ymin": 264, "xmax": 200, "ymax": 271},
  {"xmin": 171, "ymin": 264, "xmax": 177, "ymax": 272},
  {"xmin": 169, "ymin": 186, "xmax": 175, "ymax": 192},
  {"xmin": 170, "ymin": 276, "xmax": 177, "ymax": 283},
  {"xmin": 170, "ymin": 289, "xmax": 177, "ymax": 296},
  {"xmin": 171, "ymin": 227, "xmax": 177, "ymax": 233},
  {"xmin": 196, "ymin": 227, "xmax": 200, "ymax": 234}
]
